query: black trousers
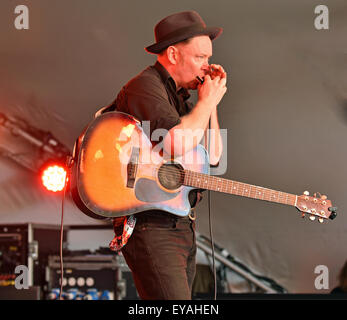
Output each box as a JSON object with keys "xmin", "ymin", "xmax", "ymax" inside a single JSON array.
[{"xmin": 121, "ymin": 211, "xmax": 196, "ymax": 300}]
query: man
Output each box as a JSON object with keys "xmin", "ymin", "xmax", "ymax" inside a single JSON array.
[{"xmin": 107, "ymin": 11, "xmax": 227, "ymax": 300}]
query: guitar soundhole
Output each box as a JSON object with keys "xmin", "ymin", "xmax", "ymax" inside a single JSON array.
[{"xmin": 157, "ymin": 163, "xmax": 184, "ymax": 190}]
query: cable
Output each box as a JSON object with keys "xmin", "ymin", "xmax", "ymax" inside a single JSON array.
[
  {"xmin": 208, "ymin": 189, "xmax": 217, "ymax": 300},
  {"xmin": 58, "ymin": 158, "xmax": 70, "ymax": 300},
  {"xmin": 207, "ymin": 116, "xmax": 217, "ymax": 300}
]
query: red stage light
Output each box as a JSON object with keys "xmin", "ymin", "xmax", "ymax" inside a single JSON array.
[{"xmin": 41, "ymin": 164, "xmax": 67, "ymax": 192}]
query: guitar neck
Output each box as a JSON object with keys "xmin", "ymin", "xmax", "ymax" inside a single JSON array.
[{"xmin": 184, "ymin": 170, "xmax": 297, "ymax": 206}]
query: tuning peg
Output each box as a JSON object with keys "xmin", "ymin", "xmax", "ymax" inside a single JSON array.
[
  {"xmin": 321, "ymin": 195, "xmax": 327, "ymax": 200},
  {"xmin": 318, "ymin": 218, "xmax": 324, "ymax": 223},
  {"xmin": 303, "ymin": 191, "xmax": 310, "ymax": 196},
  {"xmin": 301, "ymin": 212, "xmax": 305, "ymax": 218},
  {"xmin": 309, "ymin": 215, "xmax": 316, "ymax": 221},
  {"xmin": 328, "ymin": 207, "xmax": 338, "ymax": 220}
]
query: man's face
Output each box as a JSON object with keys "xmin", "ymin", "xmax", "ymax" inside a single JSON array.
[{"xmin": 175, "ymin": 35, "xmax": 212, "ymax": 90}]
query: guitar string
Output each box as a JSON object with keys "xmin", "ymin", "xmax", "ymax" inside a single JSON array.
[
  {"xmin": 155, "ymin": 165, "xmax": 289, "ymax": 195},
  {"xmin": 126, "ymin": 161, "xmax": 327, "ymax": 216},
  {"xmin": 129, "ymin": 162, "xmax": 326, "ymax": 209},
  {"xmin": 125, "ymin": 151, "xmax": 296, "ymax": 204},
  {"xmin": 153, "ymin": 166, "xmax": 330, "ymax": 216},
  {"xmin": 152, "ymin": 166, "xmax": 328, "ymax": 216},
  {"xmin": 156, "ymin": 165, "xmax": 292, "ymax": 199},
  {"xmin": 152, "ymin": 165, "xmax": 298, "ymax": 205},
  {"xmin": 136, "ymin": 163, "xmax": 277, "ymax": 197}
]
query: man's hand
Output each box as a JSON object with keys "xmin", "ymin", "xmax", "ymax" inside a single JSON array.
[
  {"xmin": 209, "ymin": 64, "xmax": 227, "ymax": 81},
  {"xmin": 197, "ymin": 64, "xmax": 227, "ymax": 108}
]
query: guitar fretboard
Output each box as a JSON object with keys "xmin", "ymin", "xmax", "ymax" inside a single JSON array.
[{"xmin": 184, "ymin": 170, "xmax": 297, "ymax": 206}]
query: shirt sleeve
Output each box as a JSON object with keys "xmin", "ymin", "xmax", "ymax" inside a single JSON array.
[{"xmin": 122, "ymin": 75, "xmax": 181, "ymax": 139}]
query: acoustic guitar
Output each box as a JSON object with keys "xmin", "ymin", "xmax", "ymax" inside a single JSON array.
[{"xmin": 70, "ymin": 111, "xmax": 337, "ymax": 222}]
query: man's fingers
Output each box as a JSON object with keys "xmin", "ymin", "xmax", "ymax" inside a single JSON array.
[
  {"xmin": 219, "ymin": 77, "xmax": 227, "ymax": 87},
  {"xmin": 210, "ymin": 64, "xmax": 224, "ymax": 71},
  {"xmin": 204, "ymin": 74, "xmax": 211, "ymax": 82},
  {"xmin": 213, "ymin": 75, "xmax": 221, "ymax": 82},
  {"xmin": 210, "ymin": 64, "xmax": 226, "ymax": 75},
  {"xmin": 210, "ymin": 65, "xmax": 227, "ymax": 80}
]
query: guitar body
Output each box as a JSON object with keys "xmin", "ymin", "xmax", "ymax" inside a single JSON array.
[{"xmin": 71, "ymin": 111, "xmax": 210, "ymax": 219}]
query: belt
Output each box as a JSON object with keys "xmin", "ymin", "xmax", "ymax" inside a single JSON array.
[{"xmin": 135, "ymin": 210, "xmax": 193, "ymax": 224}]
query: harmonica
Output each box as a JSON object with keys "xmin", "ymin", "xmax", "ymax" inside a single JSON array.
[
  {"xmin": 196, "ymin": 66, "xmax": 216, "ymax": 84},
  {"xmin": 196, "ymin": 76, "xmax": 204, "ymax": 84}
]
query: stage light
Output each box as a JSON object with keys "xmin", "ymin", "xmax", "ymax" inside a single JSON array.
[{"xmin": 41, "ymin": 164, "xmax": 67, "ymax": 192}]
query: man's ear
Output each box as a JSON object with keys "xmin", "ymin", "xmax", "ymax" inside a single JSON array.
[{"xmin": 167, "ymin": 46, "xmax": 179, "ymax": 65}]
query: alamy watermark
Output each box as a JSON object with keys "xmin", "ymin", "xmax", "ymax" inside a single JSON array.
[
  {"xmin": 314, "ymin": 265, "xmax": 329, "ymax": 290},
  {"xmin": 115, "ymin": 121, "xmax": 228, "ymax": 175},
  {"xmin": 314, "ymin": 5, "xmax": 329, "ymax": 30},
  {"xmin": 13, "ymin": 4, "xmax": 329, "ymax": 31},
  {"xmin": 14, "ymin": 5, "xmax": 29, "ymax": 30},
  {"xmin": 14, "ymin": 265, "xmax": 29, "ymax": 290}
]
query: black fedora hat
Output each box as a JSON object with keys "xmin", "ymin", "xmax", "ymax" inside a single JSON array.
[{"xmin": 145, "ymin": 11, "xmax": 222, "ymax": 54}]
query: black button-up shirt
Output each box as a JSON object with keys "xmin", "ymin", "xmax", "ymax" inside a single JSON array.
[{"xmin": 105, "ymin": 61, "xmax": 194, "ymax": 140}]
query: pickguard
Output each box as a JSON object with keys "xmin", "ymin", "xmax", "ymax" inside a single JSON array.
[{"xmin": 134, "ymin": 178, "xmax": 179, "ymax": 202}]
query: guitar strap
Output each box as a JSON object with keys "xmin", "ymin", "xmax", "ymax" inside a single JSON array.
[{"xmin": 109, "ymin": 215, "xmax": 137, "ymax": 251}]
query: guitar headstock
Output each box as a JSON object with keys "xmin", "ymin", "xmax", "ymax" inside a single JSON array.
[{"xmin": 295, "ymin": 191, "xmax": 337, "ymax": 223}]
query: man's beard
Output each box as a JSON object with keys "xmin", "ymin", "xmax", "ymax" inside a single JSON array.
[{"xmin": 185, "ymin": 78, "xmax": 200, "ymax": 91}]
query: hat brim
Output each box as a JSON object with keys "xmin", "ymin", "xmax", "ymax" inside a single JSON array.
[{"xmin": 145, "ymin": 27, "xmax": 223, "ymax": 54}]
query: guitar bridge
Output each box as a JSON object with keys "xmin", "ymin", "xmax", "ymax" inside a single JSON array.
[{"xmin": 127, "ymin": 147, "xmax": 139, "ymax": 188}]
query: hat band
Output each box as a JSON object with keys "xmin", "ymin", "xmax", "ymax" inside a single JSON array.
[{"xmin": 157, "ymin": 23, "xmax": 206, "ymax": 43}]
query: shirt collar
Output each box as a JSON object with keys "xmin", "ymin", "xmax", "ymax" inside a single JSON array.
[
  {"xmin": 177, "ymin": 87, "xmax": 191, "ymax": 101},
  {"xmin": 154, "ymin": 61, "xmax": 191, "ymax": 101},
  {"xmin": 154, "ymin": 61, "xmax": 176, "ymax": 90}
]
